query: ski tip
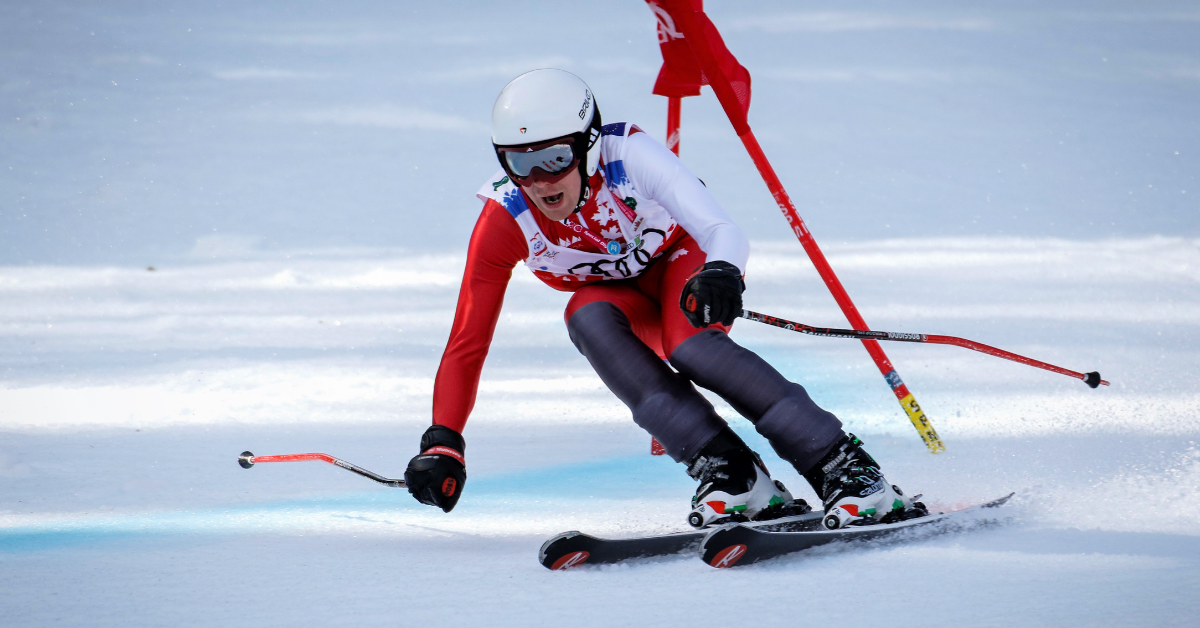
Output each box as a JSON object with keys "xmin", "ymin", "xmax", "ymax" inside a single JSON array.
[
  {"xmin": 983, "ymin": 492, "xmax": 1017, "ymax": 508},
  {"xmin": 538, "ymin": 532, "xmax": 583, "ymax": 569},
  {"xmin": 540, "ymin": 531, "xmax": 582, "ymax": 546},
  {"xmin": 238, "ymin": 451, "xmax": 255, "ymax": 469}
]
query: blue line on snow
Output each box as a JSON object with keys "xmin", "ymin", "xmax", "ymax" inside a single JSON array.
[{"xmin": 0, "ymin": 453, "xmax": 694, "ymax": 554}]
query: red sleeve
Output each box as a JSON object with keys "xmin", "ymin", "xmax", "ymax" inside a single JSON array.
[{"xmin": 432, "ymin": 199, "xmax": 529, "ymax": 433}]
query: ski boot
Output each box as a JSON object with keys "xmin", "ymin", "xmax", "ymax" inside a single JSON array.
[
  {"xmin": 685, "ymin": 429, "xmax": 809, "ymax": 529},
  {"xmin": 803, "ymin": 433, "xmax": 927, "ymax": 530}
]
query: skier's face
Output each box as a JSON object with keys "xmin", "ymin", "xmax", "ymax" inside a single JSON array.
[{"xmin": 522, "ymin": 168, "xmax": 581, "ymax": 221}]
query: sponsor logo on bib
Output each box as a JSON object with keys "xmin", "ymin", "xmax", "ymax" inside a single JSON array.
[{"xmin": 530, "ymin": 234, "xmax": 547, "ymax": 256}]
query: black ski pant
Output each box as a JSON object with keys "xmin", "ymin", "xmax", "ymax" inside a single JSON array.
[{"xmin": 567, "ymin": 301, "xmax": 844, "ymax": 475}]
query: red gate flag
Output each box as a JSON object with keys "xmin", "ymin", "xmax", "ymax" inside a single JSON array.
[{"xmin": 646, "ymin": 0, "xmax": 750, "ymax": 117}]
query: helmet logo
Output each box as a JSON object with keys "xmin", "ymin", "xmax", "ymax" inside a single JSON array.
[
  {"xmin": 578, "ymin": 90, "xmax": 592, "ymax": 120},
  {"xmin": 519, "ymin": 127, "xmax": 526, "ymax": 134}
]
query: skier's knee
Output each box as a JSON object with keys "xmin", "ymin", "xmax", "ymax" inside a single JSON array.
[
  {"xmin": 566, "ymin": 301, "xmax": 630, "ymax": 354},
  {"xmin": 667, "ymin": 329, "xmax": 728, "ymax": 372},
  {"xmin": 631, "ymin": 390, "xmax": 726, "ymax": 463}
]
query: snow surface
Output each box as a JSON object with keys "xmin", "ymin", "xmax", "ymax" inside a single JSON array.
[{"xmin": 2, "ymin": 1, "xmax": 1199, "ymax": 626}]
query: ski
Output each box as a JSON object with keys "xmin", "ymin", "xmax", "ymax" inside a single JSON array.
[
  {"xmin": 539, "ymin": 510, "xmax": 824, "ymax": 570},
  {"xmin": 700, "ymin": 493, "xmax": 1015, "ymax": 568}
]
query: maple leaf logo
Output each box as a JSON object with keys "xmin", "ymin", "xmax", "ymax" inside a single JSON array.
[{"xmin": 592, "ymin": 201, "xmax": 616, "ymax": 227}]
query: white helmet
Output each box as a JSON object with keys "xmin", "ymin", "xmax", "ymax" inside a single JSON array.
[{"xmin": 491, "ymin": 69, "xmax": 603, "ymax": 193}]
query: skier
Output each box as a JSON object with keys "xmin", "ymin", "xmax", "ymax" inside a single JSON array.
[{"xmin": 403, "ymin": 69, "xmax": 924, "ymax": 530}]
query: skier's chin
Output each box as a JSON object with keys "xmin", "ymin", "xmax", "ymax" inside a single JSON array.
[
  {"xmin": 524, "ymin": 170, "xmax": 581, "ymax": 221},
  {"xmin": 528, "ymin": 186, "xmax": 575, "ymax": 220}
]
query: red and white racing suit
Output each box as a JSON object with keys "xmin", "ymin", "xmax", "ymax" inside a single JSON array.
[{"xmin": 433, "ymin": 123, "xmax": 843, "ymax": 469}]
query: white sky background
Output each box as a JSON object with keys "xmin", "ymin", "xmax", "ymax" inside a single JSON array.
[{"xmin": 1, "ymin": 0, "xmax": 1197, "ymax": 265}]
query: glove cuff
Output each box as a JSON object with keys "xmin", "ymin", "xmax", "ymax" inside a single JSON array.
[
  {"xmin": 420, "ymin": 425, "xmax": 465, "ymax": 455},
  {"xmin": 701, "ymin": 260, "xmax": 741, "ymax": 275},
  {"xmin": 420, "ymin": 445, "xmax": 464, "ymax": 465}
]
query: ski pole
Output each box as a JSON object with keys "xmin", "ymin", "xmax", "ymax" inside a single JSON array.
[
  {"xmin": 238, "ymin": 451, "xmax": 406, "ymax": 488},
  {"xmin": 739, "ymin": 309, "xmax": 1109, "ymax": 388}
]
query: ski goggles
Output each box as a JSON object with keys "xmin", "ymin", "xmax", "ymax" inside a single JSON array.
[{"xmin": 495, "ymin": 139, "xmax": 581, "ymax": 184}]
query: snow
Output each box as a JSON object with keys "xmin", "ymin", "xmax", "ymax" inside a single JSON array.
[{"xmin": 2, "ymin": 0, "xmax": 1199, "ymax": 626}]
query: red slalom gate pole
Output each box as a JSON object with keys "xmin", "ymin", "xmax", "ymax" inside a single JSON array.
[
  {"xmin": 237, "ymin": 451, "xmax": 407, "ymax": 488},
  {"xmin": 666, "ymin": 96, "xmax": 682, "ymax": 156},
  {"xmin": 650, "ymin": 95, "xmax": 685, "ymax": 456},
  {"xmin": 662, "ymin": 0, "xmax": 944, "ymax": 452}
]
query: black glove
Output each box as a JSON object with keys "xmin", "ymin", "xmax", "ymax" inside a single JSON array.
[
  {"xmin": 404, "ymin": 425, "xmax": 466, "ymax": 512},
  {"xmin": 679, "ymin": 260, "xmax": 745, "ymax": 328}
]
